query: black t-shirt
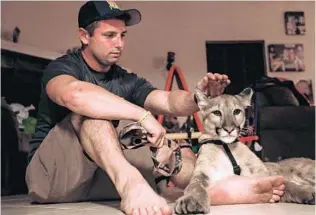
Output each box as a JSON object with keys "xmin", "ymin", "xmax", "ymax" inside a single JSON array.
[{"xmin": 28, "ymin": 50, "xmax": 156, "ymax": 161}]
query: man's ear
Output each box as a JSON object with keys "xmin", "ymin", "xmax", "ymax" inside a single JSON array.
[{"xmin": 79, "ymin": 28, "xmax": 90, "ymax": 46}]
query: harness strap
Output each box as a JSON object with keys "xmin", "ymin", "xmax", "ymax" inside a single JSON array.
[
  {"xmin": 222, "ymin": 144, "xmax": 241, "ymax": 175},
  {"xmin": 200, "ymin": 139, "xmax": 241, "ymax": 175}
]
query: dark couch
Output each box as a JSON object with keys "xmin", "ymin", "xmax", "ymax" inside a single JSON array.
[{"xmin": 255, "ymin": 84, "xmax": 315, "ymax": 162}]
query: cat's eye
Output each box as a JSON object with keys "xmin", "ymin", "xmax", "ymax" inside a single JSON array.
[
  {"xmin": 212, "ymin": 110, "xmax": 222, "ymax": 117},
  {"xmin": 233, "ymin": 109, "xmax": 242, "ymax": 115}
]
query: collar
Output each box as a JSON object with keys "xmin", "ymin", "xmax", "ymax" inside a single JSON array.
[{"xmin": 200, "ymin": 139, "xmax": 241, "ymax": 175}]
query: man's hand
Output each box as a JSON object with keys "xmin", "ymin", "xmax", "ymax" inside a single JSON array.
[
  {"xmin": 196, "ymin": 73, "xmax": 231, "ymax": 98},
  {"xmin": 140, "ymin": 114, "xmax": 166, "ymax": 148}
]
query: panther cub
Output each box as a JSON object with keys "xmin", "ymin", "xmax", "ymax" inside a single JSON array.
[{"xmin": 174, "ymin": 88, "xmax": 315, "ymax": 214}]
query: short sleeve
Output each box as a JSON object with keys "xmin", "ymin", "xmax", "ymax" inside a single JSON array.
[
  {"xmin": 131, "ymin": 76, "xmax": 157, "ymax": 107},
  {"xmin": 42, "ymin": 56, "xmax": 81, "ymax": 87}
]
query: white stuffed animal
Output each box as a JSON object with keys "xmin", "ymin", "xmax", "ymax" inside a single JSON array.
[{"xmin": 9, "ymin": 103, "xmax": 35, "ymax": 129}]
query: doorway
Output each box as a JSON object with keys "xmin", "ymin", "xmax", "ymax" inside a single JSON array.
[{"xmin": 206, "ymin": 41, "xmax": 266, "ymax": 94}]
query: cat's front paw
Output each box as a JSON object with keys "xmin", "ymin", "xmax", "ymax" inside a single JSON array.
[{"xmin": 174, "ymin": 194, "xmax": 210, "ymax": 214}]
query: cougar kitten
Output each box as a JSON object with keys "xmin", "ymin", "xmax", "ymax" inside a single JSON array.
[{"xmin": 174, "ymin": 88, "xmax": 315, "ymax": 214}]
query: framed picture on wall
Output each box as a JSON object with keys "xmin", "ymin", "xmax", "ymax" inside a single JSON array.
[
  {"xmin": 268, "ymin": 44, "xmax": 305, "ymax": 72},
  {"xmin": 284, "ymin": 11, "xmax": 305, "ymax": 35}
]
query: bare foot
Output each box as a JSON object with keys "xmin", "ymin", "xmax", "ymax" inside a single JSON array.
[
  {"xmin": 208, "ymin": 175, "xmax": 285, "ymax": 205},
  {"xmin": 120, "ymin": 181, "xmax": 173, "ymax": 215}
]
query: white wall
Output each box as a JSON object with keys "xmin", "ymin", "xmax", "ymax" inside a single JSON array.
[
  {"xmin": 1, "ymin": 1, "xmax": 315, "ymax": 91},
  {"xmin": 1, "ymin": 1, "xmax": 83, "ymax": 53}
]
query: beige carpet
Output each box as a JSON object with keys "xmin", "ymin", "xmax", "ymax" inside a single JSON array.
[{"xmin": 1, "ymin": 195, "xmax": 315, "ymax": 215}]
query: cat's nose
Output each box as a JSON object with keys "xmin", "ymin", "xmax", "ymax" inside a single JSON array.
[{"xmin": 223, "ymin": 127, "xmax": 234, "ymax": 133}]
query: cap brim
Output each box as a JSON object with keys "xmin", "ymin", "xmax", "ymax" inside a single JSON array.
[{"xmin": 120, "ymin": 9, "xmax": 141, "ymax": 26}]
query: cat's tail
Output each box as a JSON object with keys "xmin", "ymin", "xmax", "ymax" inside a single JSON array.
[{"xmin": 280, "ymin": 181, "xmax": 315, "ymax": 204}]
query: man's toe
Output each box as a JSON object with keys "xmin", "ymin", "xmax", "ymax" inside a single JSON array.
[
  {"xmin": 273, "ymin": 189, "xmax": 284, "ymax": 197},
  {"xmin": 271, "ymin": 193, "xmax": 281, "ymax": 202},
  {"xmin": 132, "ymin": 208, "xmax": 140, "ymax": 215},
  {"xmin": 161, "ymin": 206, "xmax": 173, "ymax": 215}
]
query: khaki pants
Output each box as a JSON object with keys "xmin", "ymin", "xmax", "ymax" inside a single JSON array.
[{"xmin": 25, "ymin": 115, "xmax": 157, "ymax": 203}]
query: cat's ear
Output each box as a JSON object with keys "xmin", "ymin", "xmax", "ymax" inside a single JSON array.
[
  {"xmin": 194, "ymin": 88, "xmax": 209, "ymax": 110},
  {"xmin": 235, "ymin": 88, "xmax": 254, "ymax": 107}
]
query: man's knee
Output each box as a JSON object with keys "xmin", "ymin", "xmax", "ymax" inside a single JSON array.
[{"xmin": 171, "ymin": 149, "xmax": 196, "ymax": 189}]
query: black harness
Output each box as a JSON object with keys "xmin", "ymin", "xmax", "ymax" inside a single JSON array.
[{"xmin": 200, "ymin": 139, "xmax": 241, "ymax": 175}]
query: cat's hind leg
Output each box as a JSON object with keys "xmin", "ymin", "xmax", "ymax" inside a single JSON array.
[{"xmin": 281, "ymin": 181, "xmax": 315, "ymax": 204}]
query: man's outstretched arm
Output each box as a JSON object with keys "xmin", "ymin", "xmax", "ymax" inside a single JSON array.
[
  {"xmin": 144, "ymin": 73, "xmax": 230, "ymax": 116},
  {"xmin": 144, "ymin": 89, "xmax": 199, "ymax": 116}
]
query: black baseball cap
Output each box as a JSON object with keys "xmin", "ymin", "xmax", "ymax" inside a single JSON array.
[{"xmin": 78, "ymin": 1, "xmax": 141, "ymax": 28}]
